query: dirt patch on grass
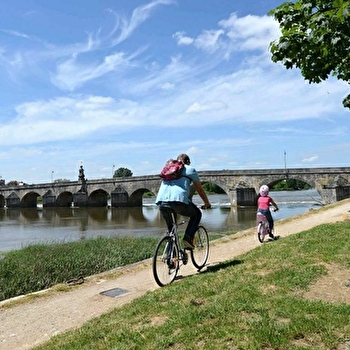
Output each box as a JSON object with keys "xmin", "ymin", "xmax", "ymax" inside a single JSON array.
[{"xmin": 303, "ymin": 263, "xmax": 350, "ymax": 305}]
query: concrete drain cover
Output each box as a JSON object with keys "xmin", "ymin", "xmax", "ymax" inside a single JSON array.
[{"xmin": 100, "ymin": 287, "xmax": 128, "ymax": 298}]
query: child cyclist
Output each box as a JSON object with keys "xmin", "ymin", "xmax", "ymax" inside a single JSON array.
[{"xmin": 257, "ymin": 185, "xmax": 279, "ymax": 240}]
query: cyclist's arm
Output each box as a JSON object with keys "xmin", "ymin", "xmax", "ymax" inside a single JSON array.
[
  {"xmin": 193, "ymin": 181, "xmax": 211, "ymax": 209},
  {"xmin": 270, "ymin": 199, "xmax": 279, "ymax": 211}
]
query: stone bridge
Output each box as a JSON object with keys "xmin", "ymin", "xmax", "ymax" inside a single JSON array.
[{"xmin": 0, "ymin": 167, "xmax": 350, "ymax": 208}]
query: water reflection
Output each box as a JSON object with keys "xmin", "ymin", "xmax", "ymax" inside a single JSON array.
[
  {"xmin": 11, "ymin": 204, "xmax": 256, "ymax": 233},
  {"xmin": 0, "ymin": 190, "xmax": 322, "ymax": 252}
]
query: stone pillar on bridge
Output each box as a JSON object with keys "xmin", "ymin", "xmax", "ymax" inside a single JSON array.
[
  {"xmin": 73, "ymin": 192, "xmax": 89, "ymax": 207},
  {"xmin": 230, "ymin": 187, "xmax": 257, "ymax": 206},
  {"xmin": 320, "ymin": 186, "xmax": 350, "ymax": 205},
  {"xmin": 111, "ymin": 186, "xmax": 129, "ymax": 207},
  {"xmin": 42, "ymin": 192, "xmax": 57, "ymax": 207}
]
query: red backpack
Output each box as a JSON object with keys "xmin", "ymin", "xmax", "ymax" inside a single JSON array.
[{"xmin": 160, "ymin": 159, "xmax": 184, "ymax": 181}]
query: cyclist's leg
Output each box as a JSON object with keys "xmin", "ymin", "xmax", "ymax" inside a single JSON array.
[
  {"xmin": 264, "ymin": 210, "xmax": 274, "ymax": 236},
  {"xmin": 168, "ymin": 201, "xmax": 201, "ymax": 245},
  {"xmin": 158, "ymin": 202, "xmax": 177, "ymax": 232},
  {"xmin": 265, "ymin": 210, "xmax": 279, "ymax": 240}
]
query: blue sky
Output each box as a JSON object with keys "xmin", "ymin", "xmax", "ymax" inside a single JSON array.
[{"xmin": 0, "ymin": 0, "xmax": 349, "ymax": 184}]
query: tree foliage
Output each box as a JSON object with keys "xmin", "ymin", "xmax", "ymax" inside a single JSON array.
[
  {"xmin": 272, "ymin": 179, "xmax": 311, "ymax": 191},
  {"xmin": 202, "ymin": 182, "xmax": 226, "ymax": 194},
  {"xmin": 6, "ymin": 180, "xmax": 19, "ymax": 186},
  {"xmin": 54, "ymin": 179, "xmax": 70, "ymax": 183},
  {"xmin": 269, "ymin": 0, "xmax": 350, "ymax": 108},
  {"xmin": 113, "ymin": 167, "xmax": 133, "ymax": 178}
]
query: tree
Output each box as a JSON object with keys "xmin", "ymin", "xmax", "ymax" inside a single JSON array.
[
  {"xmin": 269, "ymin": 0, "xmax": 350, "ymax": 108},
  {"xmin": 272, "ymin": 179, "xmax": 311, "ymax": 191},
  {"xmin": 202, "ymin": 182, "xmax": 226, "ymax": 194},
  {"xmin": 54, "ymin": 179, "xmax": 71, "ymax": 183},
  {"xmin": 6, "ymin": 180, "xmax": 19, "ymax": 186},
  {"xmin": 113, "ymin": 167, "xmax": 133, "ymax": 178}
]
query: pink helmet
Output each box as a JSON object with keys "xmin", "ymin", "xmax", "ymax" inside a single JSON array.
[{"xmin": 259, "ymin": 185, "xmax": 269, "ymax": 197}]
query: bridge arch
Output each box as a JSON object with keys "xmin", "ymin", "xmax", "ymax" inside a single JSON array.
[
  {"xmin": 56, "ymin": 191, "xmax": 74, "ymax": 207},
  {"xmin": 256, "ymin": 176, "xmax": 316, "ymax": 194},
  {"xmin": 0, "ymin": 195, "xmax": 4, "ymax": 207},
  {"xmin": 129, "ymin": 188, "xmax": 154, "ymax": 207},
  {"xmin": 88, "ymin": 189, "xmax": 108, "ymax": 207},
  {"xmin": 22, "ymin": 191, "xmax": 40, "ymax": 208}
]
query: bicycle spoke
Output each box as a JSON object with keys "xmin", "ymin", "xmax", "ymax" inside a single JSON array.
[{"xmin": 152, "ymin": 236, "xmax": 179, "ymax": 286}]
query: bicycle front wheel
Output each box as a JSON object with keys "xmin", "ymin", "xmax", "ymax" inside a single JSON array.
[
  {"xmin": 190, "ymin": 226, "xmax": 209, "ymax": 270},
  {"xmin": 152, "ymin": 236, "xmax": 179, "ymax": 287},
  {"xmin": 257, "ymin": 222, "xmax": 266, "ymax": 243}
]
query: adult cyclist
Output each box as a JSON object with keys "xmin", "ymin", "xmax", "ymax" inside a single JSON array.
[{"xmin": 156, "ymin": 153, "xmax": 211, "ymax": 249}]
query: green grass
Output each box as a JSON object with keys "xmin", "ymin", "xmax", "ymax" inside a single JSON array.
[
  {"xmin": 31, "ymin": 221, "xmax": 350, "ymax": 350},
  {"xmin": 0, "ymin": 236, "xmax": 159, "ymax": 301}
]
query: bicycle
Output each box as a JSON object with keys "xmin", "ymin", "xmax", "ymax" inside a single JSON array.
[
  {"xmin": 152, "ymin": 205, "xmax": 209, "ymax": 287},
  {"xmin": 256, "ymin": 209, "xmax": 278, "ymax": 243}
]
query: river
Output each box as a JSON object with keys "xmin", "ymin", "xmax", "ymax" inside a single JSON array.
[{"xmin": 0, "ymin": 190, "xmax": 322, "ymax": 252}]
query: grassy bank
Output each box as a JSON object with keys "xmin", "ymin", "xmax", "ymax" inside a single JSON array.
[
  {"xmin": 0, "ymin": 236, "xmax": 159, "ymax": 301},
  {"xmin": 32, "ymin": 221, "xmax": 350, "ymax": 349}
]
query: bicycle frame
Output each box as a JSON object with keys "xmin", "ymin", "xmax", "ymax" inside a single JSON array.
[
  {"xmin": 256, "ymin": 212, "xmax": 269, "ymax": 227},
  {"xmin": 152, "ymin": 206, "xmax": 209, "ymax": 286},
  {"xmin": 256, "ymin": 211, "xmax": 270, "ymax": 243},
  {"xmin": 168, "ymin": 212, "xmax": 187, "ymax": 246}
]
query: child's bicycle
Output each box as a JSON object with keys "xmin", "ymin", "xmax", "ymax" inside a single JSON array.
[
  {"xmin": 256, "ymin": 210, "xmax": 278, "ymax": 243},
  {"xmin": 152, "ymin": 205, "xmax": 209, "ymax": 287}
]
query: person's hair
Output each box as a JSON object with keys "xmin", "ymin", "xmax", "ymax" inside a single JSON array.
[{"xmin": 177, "ymin": 153, "xmax": 190, "ymax": 165}]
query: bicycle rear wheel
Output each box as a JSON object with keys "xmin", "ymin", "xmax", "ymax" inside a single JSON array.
[
  {"xmin": 257, "ymin": 222, "xmax": 266, "ymax": 243},
  {"xmin": 190, "ymin": 226, "xmax": 209, "ymax": 270},
  {"xmin": 152, "ymin": 236, "xmax": 179, "ymax": 287}
]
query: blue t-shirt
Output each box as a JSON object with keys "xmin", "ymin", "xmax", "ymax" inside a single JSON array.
[{"xmin": 155, "ymin": 165, "xmax": 200, "ymax": 204}]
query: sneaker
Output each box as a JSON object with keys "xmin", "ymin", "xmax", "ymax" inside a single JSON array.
[{"xmin": 182, "ymin": 238, "xmax": 195, "ymax": 250}]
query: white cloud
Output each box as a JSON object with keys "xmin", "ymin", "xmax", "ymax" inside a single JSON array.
[
  {"xmin": 302, "ymin": 156, "xmax": 319, "ymax": 163},
  {"xmin": 2, "ymin": 58, "xmax": 347, "ymax": 147},
  {"xmin": 173, "ymin": 12, "xmax": 281, "ymax": 55},
  {"xmin": 185, "ymin": 100, "xmax": 227, "ymax": 113},
  {"xmin": 51, "ymin": 52, "xmax": 131, "ymax": 91},
  {"xmin": 220, "ymin": 13, "xmax": 281, "ymax": 51},
  {"xmin": 110, "ymin": 0, "xmax": 176, "ymax": 45},
  {"xmin": 160, "ymin": 82, "xmax": 175, "ymax": 90},
  {"xmin": 1, "ymin": 29, "xmax": 31, "ymax": 39},
  {"xmin": 173, "ymin": 31, "xmax": 194, "ymax": 45},
  {"xmin": 0, "ymin": 95, "xmax": 148, "ymax": 145}
]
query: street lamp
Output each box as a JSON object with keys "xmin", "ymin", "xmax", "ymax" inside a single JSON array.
[
  {"xmin": 51, "ymin": 170, "xmax": 54, "ymax": 183},
  {"xmin": 112, "ymin": 164, "xmax": 115, "ymax": 178}
]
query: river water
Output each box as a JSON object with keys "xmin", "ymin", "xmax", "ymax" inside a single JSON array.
[{"xmin": 0, "ymin": 190, "xmax": 322, "ymax": 252}]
